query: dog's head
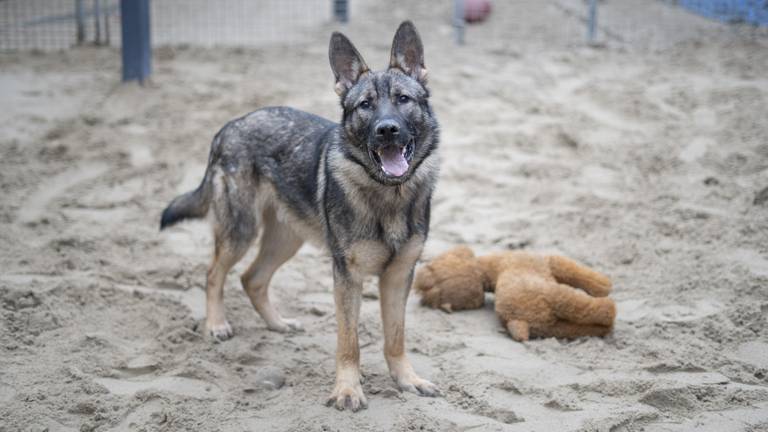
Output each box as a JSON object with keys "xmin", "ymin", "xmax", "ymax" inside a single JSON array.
[{"xmin": 329, "ymin": 21, "xmax": 437, "ymax": 186}]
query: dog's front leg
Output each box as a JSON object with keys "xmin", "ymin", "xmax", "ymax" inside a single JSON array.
[
  {"xmin": 326, "ymin": 265, "xmax": 367, "ymax": 411},
  {"xmin": 379, "ymin": 242, "xmax": 440, "ymax": 397}
]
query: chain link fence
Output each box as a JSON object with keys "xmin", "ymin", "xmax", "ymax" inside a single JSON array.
[
  {"xmin": 0, "ymin": 0, "xmax": 118, "ymax": 50},
  {"xmin": 0, "ymin": 0, "xmax": 329, "ymax": 51},
  {"xmin": 1, "ymin": 0, "xmax": 766, "ymax": 52}
]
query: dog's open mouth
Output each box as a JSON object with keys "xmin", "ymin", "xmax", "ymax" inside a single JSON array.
[{"xmin": 372, "ymin": 141, "xmax": 414, "ymax": 177}]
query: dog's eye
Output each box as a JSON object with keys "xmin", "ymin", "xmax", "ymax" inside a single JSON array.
[
  {"xmin": 397, "ymin": 94, "xmax": 410, "ymax": 104},
  {"xmin": 359, "ymin": 100, "xmax": 371, "ymax": 110}
]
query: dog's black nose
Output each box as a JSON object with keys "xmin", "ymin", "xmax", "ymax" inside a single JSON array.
[{"xmin": 375, "ymin": 120, "xmax": 400, "ymax": 139}]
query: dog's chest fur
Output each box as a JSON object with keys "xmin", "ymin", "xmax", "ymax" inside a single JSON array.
[{"xmin": 321, "ymin": 147, "xmax": 434, "ymax": 275}]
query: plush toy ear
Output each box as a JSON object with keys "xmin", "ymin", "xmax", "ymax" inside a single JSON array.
[
  {"xmin": 414, "ymin": 265, "xmax": 442, "ymax": 309},
  {"xmin": 329, "ymin": 32, "xmax": 369, "ymax": 96},
  {"xmin": 447, "ymin": 245, "xmax": 475, "ymax": 260},
  {"xmin": 388, "ymin": 21, "xmax": 428, "ymax": 83}
]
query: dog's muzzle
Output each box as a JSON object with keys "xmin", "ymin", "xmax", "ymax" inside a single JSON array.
[{"xmin": 371, "ymin": 120, "xmax": 413, "ymax": 178}]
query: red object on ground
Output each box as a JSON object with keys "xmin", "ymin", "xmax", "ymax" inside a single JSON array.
[{"xmin": 464, "ymin": 0, "xmax": 492, "ymax": 23}]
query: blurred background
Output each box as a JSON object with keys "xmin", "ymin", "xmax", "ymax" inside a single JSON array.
[{"xmin": 2, "ymin": 0, "xmax": 768, "ymax": 53}]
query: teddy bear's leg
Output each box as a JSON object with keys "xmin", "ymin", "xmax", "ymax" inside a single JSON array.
[
  {"xmin": 544, "ymin": 320, "xmax": 613, "ymax": 339},
  {"xmin": 505, "ymin": 319, "xmax": 530, "ymax": 342},
  {"xmin": 550, "ymin": 283, "xmax": 616, "ymax": 326},
  {"xmin": 548, "ymin": 255, "xmax": 612, "ymax": 297}
]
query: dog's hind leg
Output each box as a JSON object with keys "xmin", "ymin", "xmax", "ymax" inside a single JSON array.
[
  {"xmin": 205, "ymin": 172, "xmax": 257, "ymax": 341},
  {"xmin": 241, "ymin": 208, "xmax": 304, "ymax": 333}
]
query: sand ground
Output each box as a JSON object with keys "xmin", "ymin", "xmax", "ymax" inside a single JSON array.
[{"xmin": 2, "ymin": 1, "xmax": 768, "ymax": 431}]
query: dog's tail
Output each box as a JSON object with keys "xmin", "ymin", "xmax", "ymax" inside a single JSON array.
[
  {"xmin": 160, "ymin": 136, "xmax": 219, "ymax": 230},
  {"xmin": 547, "ymin": 255, "xmax": 612, "ymax": 297},
  {"xmin": 159, "ymin": 169, "xmax": 213, "ymax": 230}
]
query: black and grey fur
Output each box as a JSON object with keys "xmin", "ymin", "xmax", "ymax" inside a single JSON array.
[{"xmin": 160, "ymin": 21, "xmax": 440, "ymax": 410}]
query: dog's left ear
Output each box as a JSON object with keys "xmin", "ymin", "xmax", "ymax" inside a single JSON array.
[{"xmin": 389, "ymin": 21, "xmax": 428, "ymax": 84}]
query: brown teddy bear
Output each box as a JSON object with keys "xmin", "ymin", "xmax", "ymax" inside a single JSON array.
[{"xmin": 414, "ymin": 246, "xmax": 616, "ymax": 341}]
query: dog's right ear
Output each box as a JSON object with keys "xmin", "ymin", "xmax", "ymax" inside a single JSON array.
[{"xmin": 329, "ymin": 32, "xmax": 369, "ymax": 97}]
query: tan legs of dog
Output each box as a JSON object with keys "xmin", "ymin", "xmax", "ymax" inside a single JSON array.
[
  {"xmin": 379, "ymin": 271, "xmax": 439, "ymax": 396},
  {"xmin": 241, "ymin": 210, "xmax": 303, "ymax": 333},
  {"xmin": 206, "ymin": 206, "xmax": 303, "ymax": 340},
  {"xmin": 206, "ymin": 243, "xmax": 247, "ymax": 340},
  {"xmin": 326, "ymin": 271, "xmax": 366, "ymax": 411},
  {"xmin": 379, "ymin": 239, "xmax": 439, "ymax": 397},
  {"xmin": 326, "ymin": 236, "xmax": 437, "ymax": 411}
]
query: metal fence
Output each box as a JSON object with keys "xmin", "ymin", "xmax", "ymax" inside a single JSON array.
[
  {"xmin": 0, "ymin": 0, "xmax": 118, "ymax": 50},
  {"xmin": 1, "ymin": 0, "xmax": 766, "ymax": 52},
  {"xmin": 151, "ymin": 0, "xmax": 330, "ymax": 46},
  {"xmin": 0, "ymin": 0, "xmax": 329, "ymax": 51}
]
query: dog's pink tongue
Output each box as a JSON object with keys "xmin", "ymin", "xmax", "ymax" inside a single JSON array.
[{"xmin": 379, "ymin": 146, "xmax": 408, "ymax": 177}]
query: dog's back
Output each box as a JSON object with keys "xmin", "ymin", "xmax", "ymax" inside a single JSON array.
[{"xmin": 161, "ymin": 106, "xmax": 334, "ymax": 232}]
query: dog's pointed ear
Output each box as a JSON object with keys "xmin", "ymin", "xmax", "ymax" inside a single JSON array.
[
  {"xmin": 329, "ymin": 32, "xmax": 369, "ymax": 96},
  {"xmin": 389, "ymin": 21, "xmax": 427, "ymax": 83}
]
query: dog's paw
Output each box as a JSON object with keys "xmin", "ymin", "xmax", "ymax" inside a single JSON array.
[
  {"xmin": 325, "ymin": 381, "xmax": 367, "ymax": 412},
  {"xmin": 267, "ymin": 318, "xmax": 303, "ymax": 333},
  {"xmin": 206, "ymin": 320, "xmax": 234, "ymax": 341},
  {"xmin": 396, "ymin": 375, "xmax": 440, "ymax": 397}
]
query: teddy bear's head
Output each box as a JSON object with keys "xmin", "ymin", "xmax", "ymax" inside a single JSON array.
[{"xmin": 413, "ymin": 246, "xmax": 487, "ymax": 312}]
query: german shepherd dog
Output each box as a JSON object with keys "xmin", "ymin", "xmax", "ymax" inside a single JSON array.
[{"xmin": 160, "ymin": 21, "xmax": 439, "ymax": 410}]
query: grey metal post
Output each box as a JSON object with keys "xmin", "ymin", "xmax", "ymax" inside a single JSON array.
[
  {"xmin": 333, "ymin": 0, "xmax": 348, "ymax": 23},
  {"xmin": 587, "ymin": 0, "xmax": 597, "ymax": 44},
  {"xmin": 75, "ymin": 0, "xmax": 85, "ymax": 44},
  {"xmin": 93, "ymin": 0, "xmax": 101, "ymax": 44},
  {"xmin": 121, "ymin": 0, "xmax": 152, "ymax": 83},
  {"xmin": 453, "ymin": 0, "xmax": 465, "ymax": 45},
  {"xmin": 104, "ymin": 0, "xmax": 111, "ymax": 46}
]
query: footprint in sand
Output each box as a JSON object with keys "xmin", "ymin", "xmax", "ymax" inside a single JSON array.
[
  {"xmin": 111, "ymin": 398, "xmax": 165, "ymax": 432},
  {"xmin": 17, "ymin": 162, "xmax": 108, "ymax": 225},
  {"xmin": 679, "ymin": 136, "xmax": 713, "ymax": 163},
  {"xmin": 95, "ymin": 376, "xmax": 222, "ymax": 399}
]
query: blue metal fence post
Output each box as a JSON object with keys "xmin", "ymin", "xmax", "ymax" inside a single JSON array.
[
  {"xmin": 587, "ymin": 0, "xmax": 598, "ymax": 44},
  {"xmin": 453, "ymin": 0, "xmax": 465, "ymax": 45},
  {"xmin": 120, "ymin": 0, "xmax": 151, "ymax": 83},
  {"xmin": 75, "ymin": 0, "xmax": 85, "ymax": 44},
  {"xmin": 93, "ymin": 0, "xmax": 101, "ymax": 44},
  {"xmin": 334, "ymin": 0, "xmax": 348, "ymax": 23}
]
